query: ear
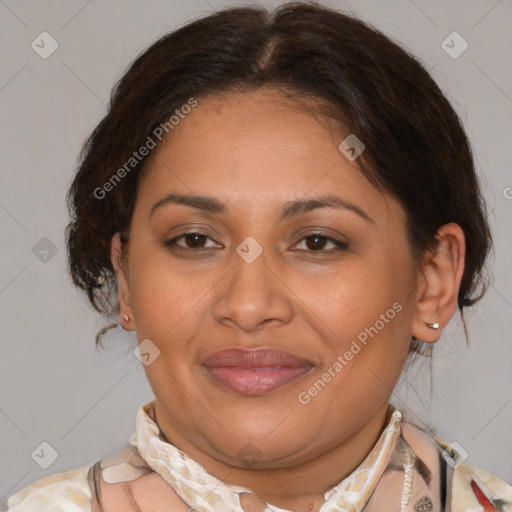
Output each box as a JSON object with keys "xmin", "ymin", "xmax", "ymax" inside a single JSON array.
[
  {"xmin": 111, "ymin": 232, "xmax": 134, "ymax": 330},
  {"xmin": 411, "ymin": 223, "xmax": 465, "ymax": 343}
]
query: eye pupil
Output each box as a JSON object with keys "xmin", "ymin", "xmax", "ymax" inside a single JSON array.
[
  {"xmin": 185, "ymin": 233, "xmax": 206, "ymax": 248},
  {"xmin": 306, "ymin": 234, "xmax": 326, "ymax": 251}
]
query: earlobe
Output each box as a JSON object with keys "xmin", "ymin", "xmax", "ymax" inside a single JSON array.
[
  {"xmin": 110, "ymin": 233, "xmax": 134, "ymax": 330},
  {"xmin": 411, "ymin": 223, "xmax": 465, "ymax": 343}
]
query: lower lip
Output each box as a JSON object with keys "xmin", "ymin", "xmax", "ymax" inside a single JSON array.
[{"xmin": 204, "ymin": 366, "xmax": 313, "ymax": 395}]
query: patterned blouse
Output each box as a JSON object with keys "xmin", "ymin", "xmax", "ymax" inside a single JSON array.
[{"xmin": 3, "ymin": 400, "xmax": 511, "ymax": 511}]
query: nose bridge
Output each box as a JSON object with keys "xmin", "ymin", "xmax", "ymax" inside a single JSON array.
[
  {"xmin": 213, "ymin": 235, "xmax": 293, "ymax": 331},
  {"xmin": 230, "ymin": 236, "xmax": 274, "ymax": 301}
]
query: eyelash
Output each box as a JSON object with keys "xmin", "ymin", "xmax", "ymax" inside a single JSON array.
[{"xmin": 165, "ymin": 231, "xmax": 349, "ymax": 254}]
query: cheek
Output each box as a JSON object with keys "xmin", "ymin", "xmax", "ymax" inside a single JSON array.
[
  {"xmin": 303, "ymin": 255, "xmax": 414, "ymax": 383},
  {"xmin": 303, "ymin": 261, "xmax": 401, "ymax": 338},
  {"xmin": 128, "ymin": 249, "xmax": 206, "ymax": 342}
]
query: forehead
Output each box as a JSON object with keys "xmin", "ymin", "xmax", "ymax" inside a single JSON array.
[
  {"xmin": 164, "ymin": 89, "xmax": 341, "ymax": 165},
  {"xmin": 136, "ymin": 89, "xmax": 399, "ymax": 225}
]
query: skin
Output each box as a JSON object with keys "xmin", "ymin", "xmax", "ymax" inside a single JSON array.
[{"xmin": 111, "ymin": 88, "xmax": 465, "ymax": 511}]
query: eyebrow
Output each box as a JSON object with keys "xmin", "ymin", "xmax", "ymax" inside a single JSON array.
[{"xmin": 149, "ymin": 193, "xmax": 373, "ymax": 223}]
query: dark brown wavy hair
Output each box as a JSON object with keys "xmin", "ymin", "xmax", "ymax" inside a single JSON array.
[{"xmin": 65, "ymin": 2, "xmax": 492, "ymax": 351}]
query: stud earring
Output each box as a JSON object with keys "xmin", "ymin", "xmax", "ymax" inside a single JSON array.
[
  {"xmin": 123, "ymin": 314, "xmax": 130, "ymax": 324},
  {"xmin": 426, "ymin": 322, "xmax": 440, "ymax": 329}
]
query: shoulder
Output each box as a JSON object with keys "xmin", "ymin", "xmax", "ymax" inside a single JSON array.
[
  {"xmin": 4, "ymin": 466, "xmax": 92, "ymax": 512},
  {"xmin": 451, "ymin": 462, "xmax": 512, "ymax": 512},
  {"xmin": 433, "ymin": 436, "xmax": 512, "ymax": 511},
  {"xmin": 401, "ymin": 420, "xmax": 512, "ymax": 511}
]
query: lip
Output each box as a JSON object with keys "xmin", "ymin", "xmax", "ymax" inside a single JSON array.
[{"xmin": 202, "ymin": 348, "xmax": 314, "ymax": 396}]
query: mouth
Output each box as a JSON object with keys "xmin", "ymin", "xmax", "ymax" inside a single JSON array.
[{"xmin": 202, "ymin": 347, "xmax": 315, "ymax": 396}]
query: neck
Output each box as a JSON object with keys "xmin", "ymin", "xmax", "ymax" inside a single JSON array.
[{"xmin": 153, "ymin": 402, "xmax": 392, "ymax": 511}]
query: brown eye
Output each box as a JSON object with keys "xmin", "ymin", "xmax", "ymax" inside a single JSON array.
[
  {"xmin": 293, "ymin": 233, "xmax": 349, "ymax": 253},
  {"xmin": 166, "ymin": 232, "xmax": 219, "ymax": 251}
]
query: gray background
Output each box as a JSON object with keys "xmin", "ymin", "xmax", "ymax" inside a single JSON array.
[{"xmin": 1, "ymin": 0, "xmax": 511, "ymax": 503}]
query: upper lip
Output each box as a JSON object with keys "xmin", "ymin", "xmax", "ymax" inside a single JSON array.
[{"xmin": 202, "ymin": 347, "xmax": 314, "ymax": 369}]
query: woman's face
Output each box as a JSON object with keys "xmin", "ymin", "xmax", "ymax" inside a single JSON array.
[{"xmin": 115, "ymin": 88, "xmax": 421, "ymax": 469}]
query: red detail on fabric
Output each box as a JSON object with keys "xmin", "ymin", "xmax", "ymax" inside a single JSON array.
[{"xmin": 470, "ymin": 479, "xmax": 497, "ymax": 511}]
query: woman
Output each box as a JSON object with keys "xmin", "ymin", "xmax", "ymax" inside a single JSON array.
[{"xmin": 5, "ymin": 2, "xmax": 511, "ymax": 511}]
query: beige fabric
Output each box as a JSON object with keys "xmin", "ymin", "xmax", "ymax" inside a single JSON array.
[
  {"xmin": 451, "ymin": 464, "xmax": 512, "ymax": 512},
  {"xmin": 3, "ymin": 466, "xmax": 92, "ymax": 511}
]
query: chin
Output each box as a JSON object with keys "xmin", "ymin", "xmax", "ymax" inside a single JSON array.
[
  {"xmin": 221, "ymin": 438, "xmax": 311, "ymax": 470},
  {"xmin": 206, "ymin": 420, "xmax": 315, "ymax": 465}
]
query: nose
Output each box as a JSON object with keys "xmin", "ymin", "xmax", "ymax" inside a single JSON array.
[{"xmin": 213, "ymin": 243, "xmax": 294, "ymax": 333}]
